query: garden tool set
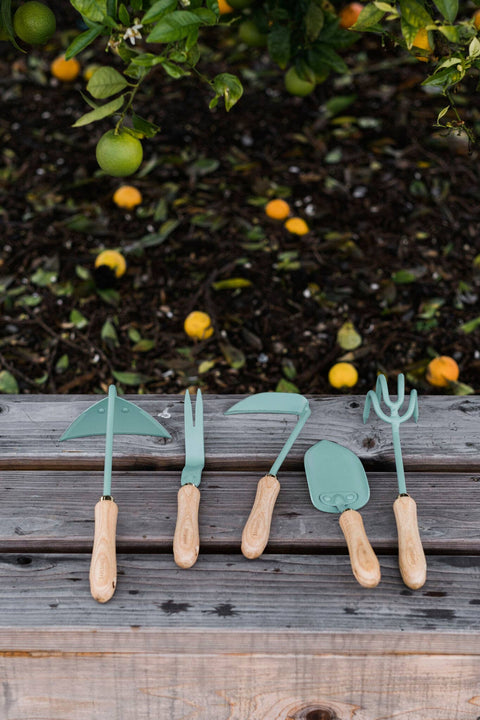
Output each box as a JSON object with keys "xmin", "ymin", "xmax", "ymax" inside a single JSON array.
[{"xmin": 59, "ymin": 377, "xmax": 425, "ymax": 602}]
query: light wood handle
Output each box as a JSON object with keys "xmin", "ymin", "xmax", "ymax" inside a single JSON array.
[
  {"xmin": 241, "ymin": 474, "xmax": 280, "ymax": 559},
  {"xmin": 394, "ymin": 494, "xmax": 427, "ymax": 589},
  {"xmin": 90, "ymin": 497, "xmax": 118, "ymax": 603},
  {"xmin": 174, "ymin": 484, "xmax": 200, "ymax": 569},
  {"xmin": 339, "ymin": 509, "xmax": 381, "ymax": 588}
]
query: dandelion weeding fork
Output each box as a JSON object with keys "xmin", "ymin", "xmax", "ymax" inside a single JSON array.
[{"xmin": 363, "ymin": 374, "xmax": 427, "ymax": 589}]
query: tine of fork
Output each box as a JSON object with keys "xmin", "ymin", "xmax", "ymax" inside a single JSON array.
[
  {"xmin": 184, "ymin": 389, "xmax": 193, "ymax": 434},
  {"xmin": 396, "ymin": 373, "xmax": 405, "ymax": 408},
  {"xmin": 195, "ymin": 389, "xmax": 204, "ymax": 436}
]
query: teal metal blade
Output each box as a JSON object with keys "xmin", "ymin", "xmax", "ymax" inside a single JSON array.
[
  {"xmin": 304, "ymin": 440, "xmax": 370, "ymax": 514},
  {"xmin": 60, "ymin": 385, "xmax": 171, "ymax": 496},
  {"xmin": 181, "ymin": 389, "xmax": 204, "ymax": 487},
  {"xmin": 225, "ymin": 392, "xmax": 311, "ymax": 476}
]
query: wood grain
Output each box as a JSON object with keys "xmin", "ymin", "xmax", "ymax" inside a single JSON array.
[
  {"xmin": 0, "ymin": 553, "xmax": 479, "ymax": 632},
  {"xmin": 338, "ymin": 509, "xmax": 381, "ymax": 588},
  {"xmin": 241, "ymin": 474, "xmax": 280, "ymax": 559},
  {"xmin": 394, "ymin": 494, "xmax": 427, "ymax": 589},
  {"xmin": 173, "ymin": 484, "xmax": 200, "ymax": 568},
  {"xmin": 1, "ymin": 394, "xmax": 480, "ymax": 470},
  {"xmin": 0, "ymin": 471, "xmax": 478, "ymax": 552}
]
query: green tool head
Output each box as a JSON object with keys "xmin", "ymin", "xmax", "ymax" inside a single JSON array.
[
  {"xmin": 60, "ymin": 386, "xmax": 171, "ymax": 441},
  {"xmin": 304, "ymin": 440, "xmax": 370, "ymax": 514},
  {"xmin": 225, "ymin": 392, "xmax": 310, "ymax": 418}
]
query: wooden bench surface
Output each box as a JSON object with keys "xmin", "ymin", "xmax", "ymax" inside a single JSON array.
[{"xmin": 1, "ymin": 393, "xmax": 479, "ymax": 720}]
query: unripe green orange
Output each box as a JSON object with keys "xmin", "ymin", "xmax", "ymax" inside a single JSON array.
[
  {"xmin": 96, "ymin": 129, "xmax": 143, "ymax": 178},
  {"xmin": 14, "ymin": 1, "xmax": 56, "ymax": 45}
]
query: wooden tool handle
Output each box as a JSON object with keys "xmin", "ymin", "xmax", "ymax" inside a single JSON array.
[
  {"xmin": 339, "ymin": 509, "xmax": 381, "ymax": 588},
  {"xmin": 394, "ymin": 494, "xmax": 427, "ymax": 590},
  {"xmin": 174, "ymin": 484, "xmax": 200, "ymax": 569},
  {"xmin": 241, "ymin": 474, "xmax": 280, "ymax": 559},
  {"xmin": 90, "ymin": 497, "xmax": 118, "ymax": 603}
]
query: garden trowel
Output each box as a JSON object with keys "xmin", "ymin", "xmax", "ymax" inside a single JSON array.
[
  {"xmin": 60, "ymin": 385, "xmax": 171, "ymax": 603},
  {"xmin": 304, "ymin": 440, "xmax": 381, "ymax": 588},
  {"xmin": 225, "ymin": 392, "xmax": 311, "ymax": 559}
]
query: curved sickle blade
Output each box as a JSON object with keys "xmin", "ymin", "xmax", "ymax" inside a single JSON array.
[{"xmin": 225, "ymin": 392, "xmax": 309, "ymax": 417}]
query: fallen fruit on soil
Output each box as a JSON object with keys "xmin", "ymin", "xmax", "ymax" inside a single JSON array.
[
  {"xmin": 217, "ymin": 0, "xmax": 234, "ymax": 13},
  {"xmin": 96, "ymin": 129, "xmax": 143, "ymax": 177},
  {"xmin": 95, "ymin": 250, "xmax": 127, "ymax": 278},
  {"xmin": 265, "ymin": 199, "xmax": 291, "ymax": 220},
  {"xmin": 426, "ymin": 356, "xmax": 459, "ymax": 387},
  {"xmin": 238, "ymin": 20, "xmax": 268, "ymax": 47},
  {"xmin": 13, "ymin": 1, "xmax": 56, "ymax": 45},
  {"xmin": 50, "ymin": 54, "xmax": 80, "ymax": 81},
  {"xmin": 285, "ymin": 217, "xmax": 309, "ymax": 235},
  {"xmin": 412, "ymin": 28, "xmax": 433, "ymax": 62},
  {"xmin": 184, "ymin": 311, "xmax": 214, "ymax": 340},
  {"xmin": 339, "ymin": 2, "xmax": 364, "ymax": 29},
  {"xmin": 328, "ymin": 362, "xmax": 358, "ymax": 389},
  {"xmin": 113, "ymin": 185, "xmax": 143, "ymax": 210},
  {"xmin": 284, "ymin": 66, "xmax": 316, "ymax": 97}
]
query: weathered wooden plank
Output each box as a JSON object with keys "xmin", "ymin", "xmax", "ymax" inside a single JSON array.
[
  {"xmin": 1, "ymin": 394, "xmax": 480, "ymax": 470},
  {"xmin": 0, "ymin": 553, "xmax": 478, "ymax": 633},
  {"xmin": 0, "ymin": 471, "xmax": 479, "ymax": 552},
  {"xmin": 0, "ymin": 649, "xmax": 479, "ymax": 720}
]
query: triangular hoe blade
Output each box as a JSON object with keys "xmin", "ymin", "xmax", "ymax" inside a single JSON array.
[
  {"xmin": 225, "ymin": 392, "xmax": 309, "ymax": 416},
  {"xmin": 60, "ymin": 395, "xmax": 171, "ymax": 440}
]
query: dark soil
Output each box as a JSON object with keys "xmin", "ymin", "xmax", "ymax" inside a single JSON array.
[{"xmin": 2, "ymin": 7, "xmax": 480, "ymax": 396}]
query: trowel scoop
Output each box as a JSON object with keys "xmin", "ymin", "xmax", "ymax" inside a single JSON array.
[{"xmin": 304, "ymin": 440, "xmax": 381, "ymax": 588}]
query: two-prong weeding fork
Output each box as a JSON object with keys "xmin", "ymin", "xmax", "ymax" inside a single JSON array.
[{"xmin": 173, "ymin": 389, "xmax": 204, "ymax": 569}]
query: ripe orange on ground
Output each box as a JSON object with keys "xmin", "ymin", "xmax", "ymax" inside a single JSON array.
[
  {"xmin": 184, "ymin": 311, "xmax": 214, "ymax": 340},
  {"xmin": 113, "ymin": 185, "xmax": 143, "ymax": 210},
  {"xmin": 328, "ymin": 362, "xmax": 358, "ymax": 389},
  {"xmin": 339, "ymin": 2, "xmax": 363, "ymax": 29},
  {"xmin": 412, "ymin": 28, "xmax": 433, "ymax": 62},
  {"xmin": 426, "ymin": 356, "xmax": 459, "ymax": 387},
  {"xmin": 473, "ymin": 9, "xmax": 480, "ymax": 28},
  {"xmin": 265, "ymin": 198, "xmax": 291, "ymax": 220},
  {"xmin": 50, "ymin": 54, "xmax": 80, "ymax": 81},
  {"xmin": 217, "ymin": 0, "xmax": 234, "ymax": 13},
  {"xmin": 95, "ymin": 250, "xmax": 127, "ymax": 278},
  {"xmin": 285, "ymin": 217, "xmax": 309, "ymax": 235}
]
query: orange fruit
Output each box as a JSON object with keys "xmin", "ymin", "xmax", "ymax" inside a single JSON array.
[
  {"xmin": 474, "ymin": 9, "xmax": 480, "ymax": 28},
  {"xmin": 339, "ymin": 2, "xmax": 364, "ymax": 29},
  {"xmin": 425, "ymin": 356, "xmax": 459, "ymax": 387},
  {"xmin": 412, "ymin": 28, "xmax": 433, "ymax": 62},
  {"xmin": 95, "ymin": 250, "xmax": 127, "ymax": 278},
  {"xmin": 13, "ymin": 1, "xmax": 56, "ymax": 44},
  {"xmin": 96, "ymin": 129, "xmax": 143, "ymax": 177},
  {"xmin": 284, "ymin": 217, "xmax": 309, "ymax": 235},
  {"xmin": 265, "ymin": 198, "xmax": 291, "ymax": 220},
  {"xmin": 184, "ymin": 311, "xmax": 214, "ymax": 340},
  {"xmin": 50, "ymin": 54, "xmax": 80, "ymax": 81},
  {"xmin": 328, "ymin": 362, "xmax": 358, "ymax": 388},
  {"xmin": 218, "ymin": 0, "xmax": 234, "ymax": 13},
  {"xmin": 113, "ymin": 185, "xmax": 143, "ymax": 210}
]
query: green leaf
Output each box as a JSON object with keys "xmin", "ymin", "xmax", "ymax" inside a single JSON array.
[
  {"xmin": 324, "ymin": 94, "xmax": 357, "ymax": 116},
  {"xmin": 72, "ymin": 95, "xmax": 124, "ymax": 127},
  {"xmin": 31, "ymin": 268, "xmax": 57, "ymax": 287},
  {"xmin": 118, "ymin": 2, "xmax": 130, "ymax": 25},
  {"xmin": 337, "ymin": 321, "xmax": 362, "ymax": 350},
  {"xmin": 161, "ymin": 60, "xmax": 190, "ymax": 78},
  {"xmin": 470, "ymin": 37, "xmax": 480, "ymax": 58},
  {"xmin": 65, "ymin": 24, "xmax": 105, "ymax": 60},
  {"xmin": 112, "ymin": 370, "xmax": 151, "ymax": 386},
  {"xmin": 450, "ymin": 380, "xmax": 475, "ymax": 396},
  {"xmin": 101, "ymin": 319, "xmax": 119, "ymax": 346},
  {"xmin": 392, "ymin": 269, "xmax": 419, "ymax": 284},
  {"xmin": 0, "ymin": 0, "xmax": 22, "ymax": 50},
  {"xmin": 97, "ymin": 288, "xmax": 121, "ymax": 306},
  {"xmin": 267, "ymin": 24, "xmax": 291, "ymax": 69},
  {"xmin": 437, "ymin": 24, "xmax": 459, "ymax": 41},
  {"xmin": 433, "ymin": 0, "xmax": 458, "ymax": 23},
  {"xmin": 211, "ymin": 73, "xmax": 243, "ymax": 111},
  {"xmin": 212, "ymin": 278, "xmax": 252, "ymax": 290},
  {"xmin": 132, "ymin": 112, "xmax": 161, "ymax": 138},
  {"xmin": 132, "ymin": 339, "xmax": 156, "ymax": 352},
  {"xmin": 142, "ymin": 0, "xmax": 177, "ymax": 24},
  {"xmin": 220, "ymin": 341, "xmax": 246, "ymax": 369},
  {"xmin": 307, "ymin": 44, "xmax": 348, "ymax": 73},
  {"xmin": 276, "ymin": 378, "xmax": 300, "ymax": 393},
  {"xmin": 146, "ymin": 11, "xmax": 202, "ymax": 43},
  {"xmin": 70, "ymin": 309, "xmax": 89, "ymax": 328},
  {"xmin": 351, "ymin": 4, "xmax": 385, "ymax": 30},
  {"xmin": 305, "ymin": 2, "xmax": 324, "ymax": 41},
  {"xmin": 282, "ymin": 359, "xmax": 297, "ymax": 380},
  {"xmin": 459, "ymin": 316, "xmax": 480, "ymax": 334},
  {"xmin": 399, "ymin": 0, "xmax": 434, "ymax": 29},
  {"xmin": 55, "ymin": 354, "xmax": 69, "ymax": 373},
  {"xmin": 87, "ymin": 66, "xmax": 129, "ymax": 98},
  {"xmin": 70, "ymin": 0, "xmax": 107, "ymax": 22},
  {"xmin": 0, "ymin": 370, "xmax": 19, "ymax": 394},
  {"xmin": 436, "ymin": 105, "xmax": 450, "ymax": 123},
  {"xmin": 198, "ymin": 359, "xmax": 215, "ymax": 374}
]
